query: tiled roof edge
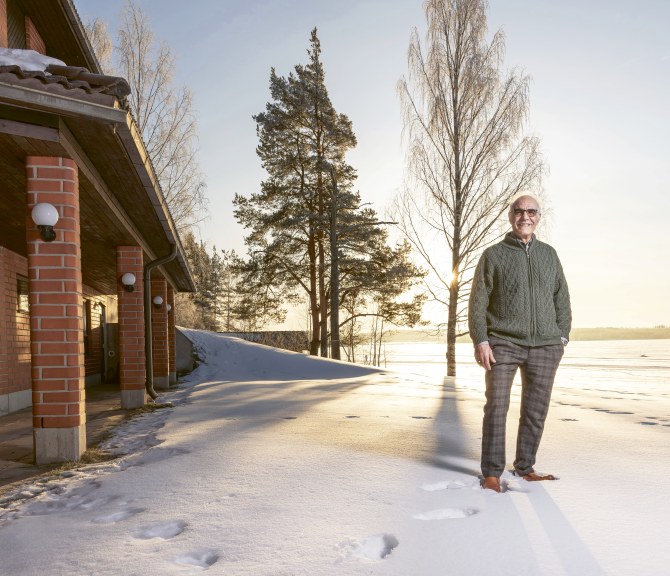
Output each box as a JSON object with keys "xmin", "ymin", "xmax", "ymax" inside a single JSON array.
[{"xmin": 0, "ymin": 64, "xmax": 130, "ymax": 101}]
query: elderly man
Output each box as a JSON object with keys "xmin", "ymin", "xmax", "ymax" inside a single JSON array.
[{"xmin": 468, "ymin": 195, "xmax": 571, "ymax": 493}]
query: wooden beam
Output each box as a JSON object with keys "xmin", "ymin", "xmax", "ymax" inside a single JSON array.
[
  {"xmin": 0, "ymin": 117, "xmax": 59, "ymax": 141},
  {"xmin": 57, "ymin": 118, "xmax": 158, "ymax": 261}
]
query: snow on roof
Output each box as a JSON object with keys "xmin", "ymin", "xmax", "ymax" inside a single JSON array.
[{"xmin": 0, "ymin": 47, "xmax": 65, "ymax": 72}]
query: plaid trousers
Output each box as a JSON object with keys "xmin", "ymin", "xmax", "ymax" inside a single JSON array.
[{"xmin": 481, "ymin": 336, "xmax": 564, "ymax": 477}]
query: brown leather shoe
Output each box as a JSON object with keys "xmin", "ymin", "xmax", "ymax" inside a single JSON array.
[
  {"xmin": 481, "ymin": 476, "xmax": 501, "ymax": 492},
  {"xmin": 521, "ymin": 472, "xmax": 556, "ymax": 482}
]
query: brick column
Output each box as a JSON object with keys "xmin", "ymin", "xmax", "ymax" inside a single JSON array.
[
  {"xmin": 116, "ymin": 246, "xmax": 146, "ymax": 408},
  {"xmin": 151, "ymin": 276, "xmax": 169, "ymax": 390},
  {"xmin": 26, "ymin": 156, "xmax": 85, "ymax": 464},
  {"xmin": 167, "ymin": 284, "xmax": 176, "ymax": 386}
]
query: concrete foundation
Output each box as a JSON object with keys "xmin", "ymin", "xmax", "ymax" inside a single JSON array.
[
  {"xmin": 34, "ymin": 425, "xmax": 86, "ymax": 465},
  {"xmin": 153, "ymin": 375, "xmax": 170, "ymax": 391},
  {"xmin": 0, "ymin": 389, "xmax": 32, "ymax": 415},
  {"xmin": 121, "ymin": 389, "xmax": 146, "ymax": 409}
]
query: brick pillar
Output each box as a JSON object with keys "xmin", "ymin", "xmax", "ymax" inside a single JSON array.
[
  {"xmin": 116, "ymin": 246, "xmax": 146, "ymax": 408},
  {"xmin": 26, "ymin": 156, "xmax": 85, "ymax": 464},
  {"xmin": 167, "ymin": 284, "xmax": 176, "ymax": 386},
  {"xmin": 151, "ymin": 276, "xmax": 169, "ymax": 390}
]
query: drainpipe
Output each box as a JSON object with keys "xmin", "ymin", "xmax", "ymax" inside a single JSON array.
[{"xmin": 144, "ymin": 244, "xmax": 177, "ymax": 399}]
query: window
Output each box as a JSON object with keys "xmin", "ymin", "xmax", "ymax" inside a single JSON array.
[
  {"xmin": 16, "ymin": 276, "xmax": 29, "ymax": 313},
  {"xmin": 84, "ymin": 300, "xmax": 92, "ymax": 354}
]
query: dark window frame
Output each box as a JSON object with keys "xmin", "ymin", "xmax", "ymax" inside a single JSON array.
[{"xmin": 16, "ymin": 275, "xmax": 29, "ymax": 313}]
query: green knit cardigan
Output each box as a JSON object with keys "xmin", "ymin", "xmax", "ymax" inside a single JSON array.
[{"xmin": 468, "ymin": 233, "xmax": 572, "ymax": 347}]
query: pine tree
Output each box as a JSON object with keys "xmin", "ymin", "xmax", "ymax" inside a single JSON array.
[
  {"xmin": 235, "ymin": 28, "xmax": 356, "ymax": 355},
  {"xmin": 176, "ymin": 232, "xmax": 222, "ymax": 331},
  {"xmin": 235, "ymin": 29, "xmax": 427, "ymax": 358}
]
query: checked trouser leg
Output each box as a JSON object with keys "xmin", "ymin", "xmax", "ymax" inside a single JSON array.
[
  {"xmin": 513, "ymin": 343, "xmax": 564, "ymax": 475},
  {"xmin": 481, "ymin": 338, "xmax": 564, "ymax": 478}
]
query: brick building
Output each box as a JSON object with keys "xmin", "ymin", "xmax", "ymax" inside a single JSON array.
[{"xmin": 0, "ymin": 0, "xmax": 194, "ymax": 464}]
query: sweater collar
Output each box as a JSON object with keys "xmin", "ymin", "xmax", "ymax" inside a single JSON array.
[{"xmin": 504, "ymin": 231, "xmax": 536, "ymax": 250}]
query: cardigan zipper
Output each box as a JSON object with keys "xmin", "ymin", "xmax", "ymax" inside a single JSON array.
[{"xmin": 526, "ymin": 247, "xmax": 536, "ymax": 344}]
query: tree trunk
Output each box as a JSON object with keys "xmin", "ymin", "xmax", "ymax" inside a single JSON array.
[
  {"xmin": 318, "ymin": 238, "xmax": 328, "ymax": 357},
  {"xmin": 446, "ymin": 280, "xmax": 459, "ymax": 376},
  {"xmin": 329, "ymin": 175, "xmax": 340, "ymax": 360},
  {"xmin": 446, "ymin": 213, "xmax": 462, "ymax": 377},
  {"xmin": 308, "ymin": 232, "xmax": 320, "ymax": 355}
]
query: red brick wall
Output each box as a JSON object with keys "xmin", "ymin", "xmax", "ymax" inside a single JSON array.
[
  {"xmin": 116, "ymin": 246, "xmax": 145, "ymax": 393},
  {"xmin": 26, "ymin": 156, "xmax": 85, "ymax": 430},
  {"xmin": 151, "ymin": 276, "xmax": 168, "ymax": 379},
  {"xmin": 0, "ymin": 247, "xmax": 31, "ymax": 399},
  {"xmin": 24, "ymin": 15, "xmax": 44, "ymax": 53},
  {"xmin": 167, "ymin": 284, "xmax": 175, "ymax": 375}
]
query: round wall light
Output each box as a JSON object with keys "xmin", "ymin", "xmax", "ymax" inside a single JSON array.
[
  {"xmin": 31, "ymin": 203, "xmax": 59, "ymax": 242},
  {"xmin": 121, "ymin": 272, "xmax": 137, "ymax": 292}
]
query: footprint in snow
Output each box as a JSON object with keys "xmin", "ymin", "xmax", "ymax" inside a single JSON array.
[
  {"xmin": 91, "ymin": 507, "xmax": 145, "ymax": 524},
  {"xmin": 134, "ymin": 519, "xmax": 187, "ymax": 540},
  {"xmin": 413, "ymin": 508, "xmax": 478, "ymax": 520},
  {"xmin": 22, "ymin": 480, "xmax": 118, "ymax": 516},
  {"xmin": 127, "ymin": 446, "xmax": 189, "ymax": 467},
  {"xmin": 173, "ymin": 549, "xmax": 219, "ymax": 570},
  {"xmin": 337, "ymin": 533, "xmax": 399, "ymax": 562},
  {"xmin": 421, "ymin": 479, "xmax": 468, "ymax": 492},
  {"xmin": 639, "ymin": 421, "xmax": 658, "ymax": 426}
]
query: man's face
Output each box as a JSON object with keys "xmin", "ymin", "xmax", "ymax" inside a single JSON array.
[{"xmin": 509, "ymin": 197, "xmax": 541, "ymax": 242}]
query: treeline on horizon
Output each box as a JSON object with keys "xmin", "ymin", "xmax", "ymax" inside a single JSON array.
[{"xmin": 381, "ymin": 326, "xmax": 670, "ymax": 343}]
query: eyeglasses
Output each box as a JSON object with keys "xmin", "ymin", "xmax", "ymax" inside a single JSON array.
[{"xmin": 513, "ymin": 208, "xmax": 540, "ymax": 218}]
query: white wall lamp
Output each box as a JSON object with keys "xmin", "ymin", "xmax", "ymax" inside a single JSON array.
[
  {"xmin": 152, "ymin": 295, "xmax": 164, "ymax": 309},
  {"xmin": 31, "ymin": 203, "xmax": 59, "ymax": 242},
  {"xmin": 120, "ymin": 272, "xmax": 137, "ymax": 292},
  {"xmin": 166, "ymin": 304, "xmax": 172, "ymax": 313}
]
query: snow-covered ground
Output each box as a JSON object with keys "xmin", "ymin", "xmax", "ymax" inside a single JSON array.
[{"xmin": 0, "ymin": 331, "xmax": 668, "ymax": 575}]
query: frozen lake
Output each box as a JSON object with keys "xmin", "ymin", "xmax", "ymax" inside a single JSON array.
[
  {"xmin": 382, "ymin": 338, "xmax": 670, "ymax": 430},
  {"xmin": 383, "ymin": 338, "xmax": 670, "ymax": 388}
]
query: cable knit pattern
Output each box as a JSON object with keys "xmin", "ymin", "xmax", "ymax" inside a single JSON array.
[{"xmin": 469, "ymin": 233, "xmax": 571, "ymax": 346}]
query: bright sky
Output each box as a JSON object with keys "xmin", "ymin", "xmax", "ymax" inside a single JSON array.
[{"xmin": 74, "ymin": 0, "xmax": 670, "ymax": 328}]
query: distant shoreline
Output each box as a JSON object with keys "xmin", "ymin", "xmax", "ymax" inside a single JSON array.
[
  {"xmin": 382, "ymin": 327, "xmax": 670, "ymax": 343},
  {"xmin": 561, "ymin": 327, "xmax": 670, "ymax": 341}
]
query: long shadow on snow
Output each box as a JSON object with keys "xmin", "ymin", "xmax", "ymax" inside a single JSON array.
[
  {"xmin": 427, "ymin": 371, "xmax": 606, "ymax": 575},
  {"xmin": 429, "ymin": 375, "xmax": 481, "ymax": 476}
]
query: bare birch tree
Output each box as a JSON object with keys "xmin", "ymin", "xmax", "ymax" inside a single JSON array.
[
  {"xmin": 394, "ymin": 0, "xmax": 544, "ymax": 376},
  {"xmin": 85, "ymin": 1, "xmax": 207, "ymax": 233},
  {"xmin": 85, "ymin": 18, "xmax": 113, "ymax": 72}
]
